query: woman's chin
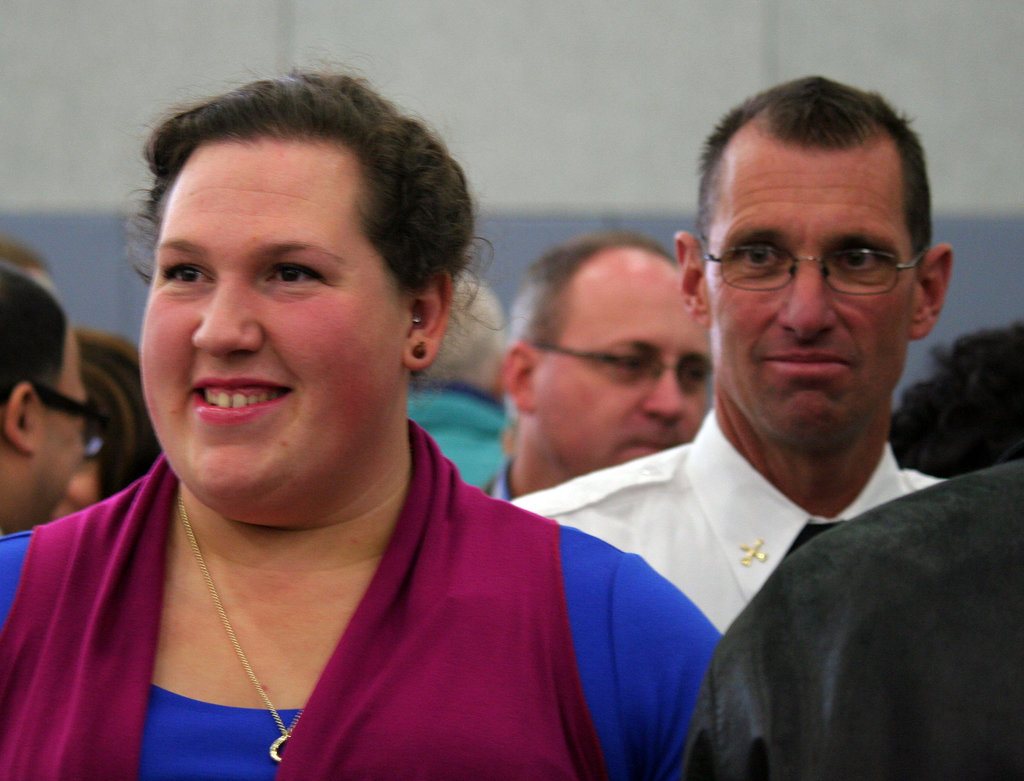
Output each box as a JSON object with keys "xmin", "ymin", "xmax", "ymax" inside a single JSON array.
[{"xmin": 176, "ymin": 454, "xmax": 288, "ymax": 516}]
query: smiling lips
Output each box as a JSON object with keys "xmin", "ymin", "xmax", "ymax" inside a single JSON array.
[{"xmin": 202, "ymin": 388, "xmax": 287, "ymax": 408}]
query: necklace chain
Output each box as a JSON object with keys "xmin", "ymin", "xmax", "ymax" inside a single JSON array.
[{"xmin": 177, "ymin": 493, "xmax": 301, "ymax": 762}]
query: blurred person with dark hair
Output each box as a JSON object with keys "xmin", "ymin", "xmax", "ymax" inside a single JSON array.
[
  {"xmin": 497, "ymin": 229, "xmax": 710, "ymax": 500},
  {"xmin": 890, "ymin": 321, "xmax": 1024, "ymax": 477},
  {"xmin": 407, "ymin": 279, "xmax": 506, "ymax": 487},
  {"xmin": 0, "ymin": 232, "xmax": 55, "ymax": 291},
  {"xmin": 0, "ymin": 263, "xmax": 104, "ymax": 534},
  {"xmin": 53, "ymin": 328, "xmax": 161, "ymax": 516}
]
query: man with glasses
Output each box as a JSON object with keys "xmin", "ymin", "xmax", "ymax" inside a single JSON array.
[
  {"xmin": 516, "ymin": 76, "xmax": 952, "ymax": 631},
  {"xmin": 0, "ymin": 262, "xmax": 106, "ymax": 534},
  {"xmin": 496, "ymin": 229, "xmax": 711, "ymax": 500}
]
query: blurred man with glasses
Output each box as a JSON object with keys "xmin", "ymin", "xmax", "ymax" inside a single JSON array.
[
  {"xmin": 496, "ymin": 230, "xmax": 711, "ymax": 500},
  {"xmin": 516, "ymin": 77, "xmax": 952, "ymax": 631},
  {"xmin": 0, "ymin": 262, "xmax": 106, "ymax": 534}
]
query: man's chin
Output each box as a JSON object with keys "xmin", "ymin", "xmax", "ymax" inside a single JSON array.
[{"xmin": 766, "ymin": 408, "xmax": 862, "ymax": 455}]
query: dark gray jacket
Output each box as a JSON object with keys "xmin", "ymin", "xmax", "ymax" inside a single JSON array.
[{"xmin": 684, "ymin": 460, "xmax": 1024, "ymax": 780}]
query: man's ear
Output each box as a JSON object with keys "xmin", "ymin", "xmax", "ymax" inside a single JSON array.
[
  {"xmin": 909, "ymin": 243, "xmax": 953, "ymax": 341},
  {"xmin": 2, "ymin": 382, "xmax": 42, "ymax": 456},
  {"xmin": 501, "ymin": 340, "xmax": 541, "ymax": 415},
  {"xmin": 404, "ymin": 273, "xmax": 453, "ymax": 371},
  {"xmin": 677, "ymin": 231, "xmax": 712, "ymax": 328}
]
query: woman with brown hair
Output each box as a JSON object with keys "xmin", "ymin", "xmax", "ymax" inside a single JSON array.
[{"xmin": 0, "ymin": 71, "xmax": 716, "ymax": 779}]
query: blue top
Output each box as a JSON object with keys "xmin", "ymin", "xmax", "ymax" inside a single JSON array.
[
  {"xmin": 0, "ymin": 526, "xmax": 717, "ymax": 780},
  {"xmin": 489, "ymin": 457, "xmax": 513, "ymax": 501}
]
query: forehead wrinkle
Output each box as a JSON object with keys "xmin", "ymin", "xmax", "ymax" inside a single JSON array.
[
  {"xmin": 158, "ymin": 235, "xmax": 348, "ymax": 269},
  {"xmin": 718, "ymin": 191, "xmax": 906, "ymax": 253},
  {"xmin": 712, "ymin": 127, "xmax": 907, "ymax": 247},
  {"xmin": 166, "ymin": 141, "xmax": 362, "ymax": 222},
  {"xmin": 174, "ymin": 182, "xmax": 330, "ymax": 216},
  {"xmin": 725, "ymin": 168, "xmax": 899, "ymax": 209}
]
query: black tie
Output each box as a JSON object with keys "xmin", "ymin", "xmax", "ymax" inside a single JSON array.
[{"xmin": 785, "ymin": 521, "xmax": 841, "ymax": 557}]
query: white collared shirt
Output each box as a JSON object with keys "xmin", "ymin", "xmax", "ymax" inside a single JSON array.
[{"xmin": 514, "ymin": 413, "xmax": 939, "ymax": 632}]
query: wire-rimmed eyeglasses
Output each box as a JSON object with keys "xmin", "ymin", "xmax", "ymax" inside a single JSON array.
[
  {"xmin": 703, "ymin": 244, "xmax": 925, "ymax": 295},
  {"xmin": 2, "ymin": 382, "xmax": 108, "ymax": 457},
  {"xmin": 532, "ymin": 342, "xmax": 711, "ymax": 393}
]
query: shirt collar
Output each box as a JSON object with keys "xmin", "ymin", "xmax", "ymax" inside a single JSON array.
[{"xmin": 686, "ymin": 413, "xmax": 899, "ymax": 600}]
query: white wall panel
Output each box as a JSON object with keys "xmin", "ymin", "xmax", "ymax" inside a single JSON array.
[
  {"xmin": 291, "ymin": 0, "xmax": 760, "ymax": 213},
  {"xmin": 1, "ymin": 0, "xmax": 1021, "ymax": 216},
  {"xmin": 0, "ymin": 1, "xmax": 283, "ymax": 210},
  {"xmin": 769, "ymin": 1, "xmax": 1024, "ymax": 214}
]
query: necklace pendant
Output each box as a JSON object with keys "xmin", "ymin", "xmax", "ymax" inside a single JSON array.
[{"xmin": 270, "ymin": 732, "xmax": 290, "ymax": 763}]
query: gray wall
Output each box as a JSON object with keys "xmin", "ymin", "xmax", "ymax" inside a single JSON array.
[
  {"xmin": 3, "ymin": 2, "xmax": 1022, "ymax": 214},
  {"xmin": 2, "ymin": 1, "xmax": 1022, "ymax": 397}
]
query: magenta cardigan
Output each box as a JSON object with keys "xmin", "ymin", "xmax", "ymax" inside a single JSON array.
[{"xmin": 0, "ymin": 424, "xmax": 606, "ymax": 779}]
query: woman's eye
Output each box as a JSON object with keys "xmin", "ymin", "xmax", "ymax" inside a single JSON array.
[
  {"xmin": 274, "ymin": 265, "xmax": 321, "ymax": 283},
  {"xmin": 162, "ymin": 264, "xmax": 203, "ymax": 283}
]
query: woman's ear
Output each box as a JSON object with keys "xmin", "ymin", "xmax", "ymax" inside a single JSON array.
[
  {"xmin": 676, "ymin": 231, "xmax": 712, "ymax": 327},
  {"xmin": 1, "ymin": 382, "xmax": 43, "ymax": 456},
  {"xmin": 404, "ymin": 273, "xmax": 453, "ymax": 370}
]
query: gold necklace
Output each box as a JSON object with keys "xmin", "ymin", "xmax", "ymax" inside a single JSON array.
[{"xmin": 177, "ymin": 493, "xmax": 302, "ymax": 764}]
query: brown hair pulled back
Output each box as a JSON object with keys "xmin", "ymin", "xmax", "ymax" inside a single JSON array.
[{"xmin": 132, "ymin": 70, "xmax": 475, "ymax": 294}]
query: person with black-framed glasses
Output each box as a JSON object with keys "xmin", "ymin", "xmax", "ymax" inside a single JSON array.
[
  {"xmin": 52, "ymin": 328, "xmax": 159, "ymax": 519},
  {"xmin": 25, "ymin": 381, "xmax": 107, "ymax": 459},
  {"xmin": 0, "ymin": 261, "xmax": 99, "ymax": 534},
  {"xmin": 497, "ymin": 229, "xmax": 711, "ymax": 501}
]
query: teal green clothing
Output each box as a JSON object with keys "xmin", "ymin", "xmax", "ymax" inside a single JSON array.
[{"xmin": 408, "ymin": 383, "xmax": 506, "ymax": 487}]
